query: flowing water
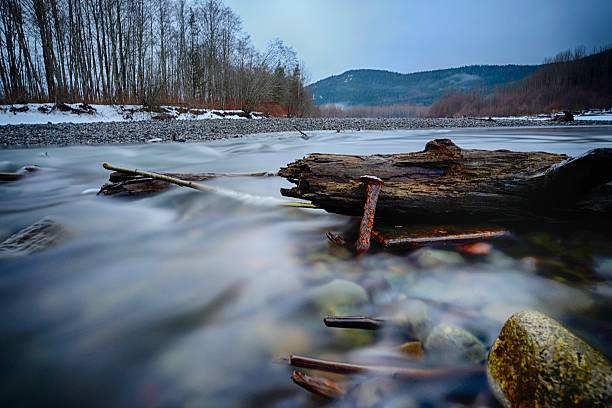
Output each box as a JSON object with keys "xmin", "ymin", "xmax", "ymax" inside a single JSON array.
[{"xmin": 1, "ymin": 126, "xmax": 611, "ymax": 407}]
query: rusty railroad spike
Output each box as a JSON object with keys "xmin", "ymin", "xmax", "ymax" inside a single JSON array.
[{"xmin": 355, "ymin": 175, "xmax": 383, "ymax": 256}]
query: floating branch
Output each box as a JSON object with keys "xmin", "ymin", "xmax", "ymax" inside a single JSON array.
[
  {"xmin": 291, "ymin": 371, "xmax": 346, "ymax": 399},
  {"xmin": 324, "ymin": 316, "xmax": 386, "ymax": 330},
  {"xmin": 293, "ymin": 125, "xmax": 310, "ymax": 140},
  {"xmin": 286, "ymin": 355, "xmax": 483, "ymax": 379},
  {"xmin": 100, "ymin": 162, "xmax": 317, "ymax": 209},
  {"xmin": 371, "ymin": 225, "xmax": 510, "ymax": 248}
]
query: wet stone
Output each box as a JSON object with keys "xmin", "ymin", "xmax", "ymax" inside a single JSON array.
[
  {"xmin": 487, "ymin": 310, "xmax": 612, "ymax": 408},
  {"xmin": 341, "ymin": 378, "xmax": 416, "ymax": 408},
  {"xmin": 0, "ymin": 217, "xmax": 66, "ymax": 257},
  {"xmin": 396, "ymin": 341, "xmax": 425, "ymax": 359},
  {"xmin": 309, "ymin": 279, "xmax": 368, "ymax": 315},
  {"xmin": 424, "ymin": 323, "xmax": 486, "ymax": 364},
  {"xmin": 409, "ymin": 248, "xmax": 465, "ymax": 269},
  {"xmin": 389, "ymin": 299, "xmax": 432, "ymax": 341}
]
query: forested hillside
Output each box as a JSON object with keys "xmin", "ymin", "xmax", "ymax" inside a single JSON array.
[
  {"xmin": 429, "ymin": 47, "xmax": 612, "ymax": 117},
  {"xmin": 0, "ymin": 0, "xmax": 314, "ymax": 115},
  {"xmin": 308, "ymin": 65, "xmax": 538, "ymax": 107}
]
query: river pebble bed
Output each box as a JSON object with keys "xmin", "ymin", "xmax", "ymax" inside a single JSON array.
[
  {"xmin": 2, "ymin": 117, "xmax": 611, "ymax": 148},
  {"xmin": 0, "ymin": 125, "xmax": 611, "ymax": 407}
]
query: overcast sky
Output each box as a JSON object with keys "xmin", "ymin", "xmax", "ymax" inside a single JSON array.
[{"xmin": 224, "ymin": 0, "xmax": 612, "ymax": 83}]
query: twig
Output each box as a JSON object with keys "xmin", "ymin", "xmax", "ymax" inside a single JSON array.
[
  {"xmin": 293, "ymin": 125, "xmax": 310, "ymax": 140},
  {"xmin": 324, "ymin": 316, "xmax": 386, "ymax": 330},
  {"xmin": 287, "ymin": 355, "xmax": 483, "ymax": 379},
  {"xmin": 325, "ymin": 232, "xmax": 347, "ymax": 247},
  {"xmin": 101, "ymin": 162, "xmax": 317, "ymax": 209},
  {"xmin": 291, "ymin": 371, "xmax": 346, "ymax": 399}
]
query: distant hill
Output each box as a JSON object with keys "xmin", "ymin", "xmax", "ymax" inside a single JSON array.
[
  {"xmin": 429, "ymin": 48, "xmax": 612, "ymax": 117},
  {"xmin": 308, "ymin": 65, "xmax": 539, "ymax": 107}
]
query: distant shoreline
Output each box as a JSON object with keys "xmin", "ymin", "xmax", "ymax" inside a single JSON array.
[{"xmin": 1, "ymin": 117, "xmax": 611, "ymax": 149}]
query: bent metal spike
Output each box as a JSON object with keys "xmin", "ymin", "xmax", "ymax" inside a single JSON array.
[{"xmin": 355, "ymin": 175, "xmax": 383, "ymax": 256}]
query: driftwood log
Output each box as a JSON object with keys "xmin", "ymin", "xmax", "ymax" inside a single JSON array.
[{"xmin": 278, "ymin": 139, "xmax": 612, "ymax": 222}]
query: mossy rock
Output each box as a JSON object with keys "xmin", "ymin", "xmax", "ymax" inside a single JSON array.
[{"xmin": 487, "ymin": 310, "xmax": 612, "ymax": 407}]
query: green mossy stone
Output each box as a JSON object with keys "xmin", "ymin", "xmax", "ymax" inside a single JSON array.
[{"xmin": 487, "ymin": 310, "xmax": 612, "ymax": 407}]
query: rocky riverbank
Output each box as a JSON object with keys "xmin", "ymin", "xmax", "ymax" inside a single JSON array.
[{"xmin": 1, "ymin": 117, "xmax": 610, "ymax": 148}]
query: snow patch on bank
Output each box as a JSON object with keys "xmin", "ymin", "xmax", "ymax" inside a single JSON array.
[
  {"xmin": 491, "ymin": 109, "xmax": 612, "ymax": 122},
  {"xmin": 0, "ymin": 103, "xmax": 264, "ymax": 125}
]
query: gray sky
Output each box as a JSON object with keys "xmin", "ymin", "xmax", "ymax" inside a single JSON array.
[{"xmin": 224, "ymin": 0, "xmax": 612, "ymax": 83}]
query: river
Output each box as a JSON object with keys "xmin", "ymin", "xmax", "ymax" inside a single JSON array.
[{"xmin": 1, "ymin": 126, "xmax": 611, "ymax": 407}]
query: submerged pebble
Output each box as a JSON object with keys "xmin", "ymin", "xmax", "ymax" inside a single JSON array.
[
  {"xmin": 424, "ymin": 323, "xmax": 486, "ymax": 364},
  {"xmin": 389, "ymin": 299, "xmax": 432, "ymax": 341},
  {"xmin": 0, "ymin": 217, "xmax": 66, "ymax": 257},
  {"xmin": 487, "ymin": 310, "xmax": 612, "ymax": 407},
  {"xmin": 409, "ymin": 248, "xmax": 464, "ymax": 269},
  {"xmin": 309, "ymin": 279, "xmax": 368, "ymax": 315}
]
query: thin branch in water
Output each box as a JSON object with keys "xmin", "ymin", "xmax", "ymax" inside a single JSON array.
[
  {"xmin": 293, "ymin": 125, "xmax": 310, "ymax": 140},
  {"xmin": 286, "ymin": 355, "xmax": 483, "ymax": 379},
  {"xmin": 101, "ymin": 162, "xmax": 317, "ymax": 209},
  {"xmin": 291, "ymin": 371, "xmax": 346, "ymax": 399},
  {"xmin": 324, "ymin": 316, "xmax": 386, "ymax": 330}
]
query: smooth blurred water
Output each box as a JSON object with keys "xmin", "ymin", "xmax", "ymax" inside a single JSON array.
[{"xmin": 1, "ymin": 126, "xmax": 611, "ymax": 407}]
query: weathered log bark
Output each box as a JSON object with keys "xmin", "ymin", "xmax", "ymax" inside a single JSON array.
[{"xmin": 278, "ymin": 139, "xmax": 612, "ymax": 222}]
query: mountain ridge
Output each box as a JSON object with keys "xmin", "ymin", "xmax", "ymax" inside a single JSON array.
[{"xmin": 308, "ymin": 64, "xmax": 540, "ymax": 107}]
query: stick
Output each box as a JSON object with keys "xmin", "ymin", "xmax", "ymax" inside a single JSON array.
[
  {"xmin": 324, "ymin": 316, "xmax": 386, "ymax": 330},
  {"xmin": 293, "ymin": 125, "xmax": 310, "ymax": 140},
  {"xmin": 291, "ymin": 371, "xmax": 346, "ymax": 399},
  {"xmin": 101, "ymin": 162, "xmax": 317, "ymax": 209},
  {"xmin": 109, "ymin": 169, "xmax": 276, "ymax": 183},
  {"xmin": 287, "ymin": 355, "xmax": 483, "ymax": 379}
]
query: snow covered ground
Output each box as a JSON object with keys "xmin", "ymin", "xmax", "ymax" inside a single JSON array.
[
  {"xmin": 574, "ymin": 112, "xmax": 612, "ymax": 121},
  {"xmin": 492, "ymin": 109, "xmax": 612, "ymax": 122},
  {"xmin": 0, "ymin": 103, "xmax": 263, "ymax": 125}
]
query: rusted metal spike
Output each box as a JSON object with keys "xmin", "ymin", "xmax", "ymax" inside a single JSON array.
[{"xmin": 355, "ymin": 175, "xmax": 383, "ymax": 256}]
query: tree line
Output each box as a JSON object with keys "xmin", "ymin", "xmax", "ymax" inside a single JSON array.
[
  {"xmin": 0, "ymin": 0, "xmax": 315, "ymax": 115},
  {"xmin": 428, "ymin": 47, "xmax": 612, "ymax": 117}
]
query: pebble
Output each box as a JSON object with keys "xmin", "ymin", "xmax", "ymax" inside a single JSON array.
[
  {"xmin": 424, "ymin": 323, "xmax": 486, "ymax": 364},
  {"xmin": 389, "ymin": 299, "xmax": 432, "ymax": 341},
  {"xmin": 487, "ymin": 310, "xmax": 612, "ymax": 407},
  {"xmin": 409, "ymin": 248, "xmax": 465, "ymax": 269},
  {"xmin": 396, "ymin": 341, "xmax": 425, "ymax": 358},
  {"xmin": 309, "ymin": 279, "xmax": 368, "ymax": 315}
]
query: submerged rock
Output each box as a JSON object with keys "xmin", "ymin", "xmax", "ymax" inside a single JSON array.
[
  {"xmin": 396, "ymin": 341, "xmax": 425, "ymax": 359},
  {"xmin": 310, "ymin": 279, "xmax": 368, "ymax": 315},
  {"xmin": 0, "ymin": 217, "xmax": 66, "ymax": 257},
  {"xmin": 390, "ymin": 299, "xmax": 432, "ymax": 341},
  {"xmin": 409, "ymin": 248, "xmax": 464, "ymax": 269},
  {"xmin": 487, "ymin": 310, "xmax": 612, "ymax": 407},
  {"xmin": 424, "ymin": 323, "xmax": 486, "ymax": 364},
  {"xmin": 342, "ymin": 378, "xmax": 418, "ymax": 408}
]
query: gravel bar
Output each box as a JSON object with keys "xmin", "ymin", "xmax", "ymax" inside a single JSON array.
[{"xmin": 1, "ymin": 117, "xmax": 610, "ymax": 148}]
